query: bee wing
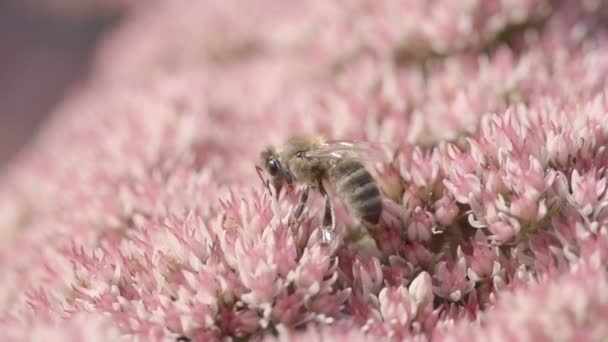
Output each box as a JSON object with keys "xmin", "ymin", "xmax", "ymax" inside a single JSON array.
[{"xmin": 304, "ymin": 140, "xmax": 393, "ymax": 162}]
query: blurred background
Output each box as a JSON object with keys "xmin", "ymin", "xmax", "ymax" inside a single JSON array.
[{"xmin": 0, "ymin": 1, "xmax": 123, "ymax": 167}]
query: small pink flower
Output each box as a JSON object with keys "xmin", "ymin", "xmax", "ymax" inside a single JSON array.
[
  {"xmin": 509, "ymin": 193, "xmax": 547, "ymax": 223},
  {"xmin": 271, "ymin": 293, "xmax": 305, "ymax": 326},
  {"xmin": 407, "ymin": 207, "xmax": 436, "ymax": 242},
  {"xmin": 383, "ymin": 255, "xmax": 414, "ymax": 287},
  {"xmin": 466, "ymin": 242, "xmax": 500, "ymax": 282},
  {"xmin": 292, "ymin": 244, "xmax": 334, "ymax": 295},
  {"xmin": 370, "ymin": 224, "xmax": 403, "ymax": 256},
  {"xmin": 444, "ymin": 171, "xmax": 481, "ymax": 204},
  {"xmin": 408, "ymin": 271, "xmax": 434, "ymax": 310},
  {"xmin": 434, "ymin": 194, "xmax": 459, "ymax": 226},
  {"xmin": 402, "ymin": 185, "xmax": 425, "ymax": 212},
  {"xmin": 468, "ymin": 192, "xmax": 508, "ymax": 229},
  {"xmin": 403, "ymin": 243, "xmax": 435, "ymax": 269},
  {"xmin": 408, "ymin": 147, "xmax": 442, "ymax": 189},
  {"xmin": 503, "ymin": 155, "xmax": 546, "ymax": 199},
  {"xmin": 486, "ymin": 217, "xmax": 521, "ymax": 242},
  {"xmin": 308, "ymin": 288, "xmax": 352, "ymax": 317},
  {"xmin": 433, "ymin": 251, "xmax": 474, "ymax": 302},
  {"xmin": 552, "ymin": 213, "xmax": 582, "ymax": 253},
  {"xmin": 352, "ymin": 256, "xmax": 383, "ymax": 297},
  {"xmin": 482, "ymin": 166, "xmax": 509, "ymax": 194},
  {"xmin": 218, "ymin": 306, "xmax": 260, "ymax": 338},
  {"xmin": 348, "ymin": 292, "xmax": 382, "ymax": 324},
  {"xmin": 569, "ymin": 169, "xmax": 607, "ymax": 216},
  {"xmin": 379, "ymin": 285, "xmax": 416, "ymax": 326},
  {"xmin": 235, "ymin": 240, "xmax": 280, "ymax": 306},
  {"xmin": 545, "ymin": 127, "xmax": 578, "ymax": 166}
]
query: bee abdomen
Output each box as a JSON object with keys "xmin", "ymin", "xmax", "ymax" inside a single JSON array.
[{"xmin": 330, "ymin": 159, "xmax": 382, "ymax": 225}]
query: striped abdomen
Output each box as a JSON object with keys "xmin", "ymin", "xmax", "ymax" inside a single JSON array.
[{"xmin": 329, "ymin": 158, "xmax": 382, "ymax": 225}]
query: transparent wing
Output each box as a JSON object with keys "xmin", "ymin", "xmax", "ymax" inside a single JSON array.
[{"xmin": 304, "ymin": 140, "xmax": 394, "ymax": 162}]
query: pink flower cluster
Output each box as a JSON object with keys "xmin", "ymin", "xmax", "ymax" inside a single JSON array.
[{"xmin": 1, "ymin": 0, "xmax": 608, "ymax": 341}]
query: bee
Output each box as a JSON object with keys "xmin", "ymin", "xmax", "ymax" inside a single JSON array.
[{"xmin": 256, "ymin": 135, "xmax": 385, "ymax": 244}]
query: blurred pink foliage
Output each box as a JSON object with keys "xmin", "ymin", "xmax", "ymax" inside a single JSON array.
[{"xmin": 1, "ymin": 0, "xmax": 608, "ymax": 341}]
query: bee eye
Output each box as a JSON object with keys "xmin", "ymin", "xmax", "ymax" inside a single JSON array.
[{"xmin": 267, "ymin": 159, "xmax": 280, "ymax": 175}]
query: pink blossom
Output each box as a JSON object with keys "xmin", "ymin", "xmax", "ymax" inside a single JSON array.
[
  {"xmin": 569, "ymin": 169, "xmax": 607, "ymax": 216},
  {"xmin": 487, "ymin": 217, "xmax": 522, "ymax": 242},
  {"xmin": 407, "ymin": 208, "xmax": 436, "ymax": 242},
  {"xmin": 402, "ymin": 243, "xmax": 435, "ymax": 270},
  {"xmin": 443, "ymin": 171, "xmax": 481, "ymax": 205},
  {"xmin": 433, "ymin": 251, "xmax": 474, "ymax": 302},
  {"xmin": 407, "ymin": 147, "xmax": 442, "ymax": 189},
  {"xmin": 379, "ymin": 285, "xmax": 417, "ymax": 326},
  {"xmin": 466, "ymin": 240, "xmax": 501, "ymax": 282},
  {"xmin": 508, "ymin": 192, "xmax": 548, "ymax": 224},
  {"xmin": 352, "ymin": 256, "xmax": 384, "ymax": 297},
  {"xmin": 408, "ymin": 271, "xmax": 434, "ymax": 310},
  {"xmin": 382, "ymin": 255, "xmax": 414, "ymax": 287},
  {"xmin": 434, "ymin": 194, "xmax": 459, "ymax": 226}
]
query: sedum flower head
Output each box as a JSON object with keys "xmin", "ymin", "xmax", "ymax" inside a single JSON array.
[{"xmin": 2, "ymin": 0, "xmax": 608, "ymax": 340}]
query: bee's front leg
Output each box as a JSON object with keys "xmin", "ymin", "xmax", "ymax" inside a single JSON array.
[{"xmin": 289, "ymin": 184, "xmax": 310, "ymax": 226}]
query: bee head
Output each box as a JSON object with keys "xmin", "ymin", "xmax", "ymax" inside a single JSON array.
[{"xmin": 259, "ymin": 147, "xmax": 292, "ymax": 198}]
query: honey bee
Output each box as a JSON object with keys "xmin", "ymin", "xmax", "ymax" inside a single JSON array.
[{"xmin": 256, "ymin": 135, "xmax": 386, "ymax": 244}]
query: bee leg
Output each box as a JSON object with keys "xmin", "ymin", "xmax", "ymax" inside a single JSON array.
[
  {"xmin": 318, "ymin": 182, "xmax": 335, "ymax": 245},
  {"xmin": 289, "ymin": 185, "xmax": 310, "ymax": 226},
  {"xmin": 320, "ymin": 195, "xmax": 336, "ymax": 245}
]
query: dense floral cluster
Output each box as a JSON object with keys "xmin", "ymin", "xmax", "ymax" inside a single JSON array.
[{"xmin": 1, "ymin": 0, "xmax": 608, "ymax": 341}]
